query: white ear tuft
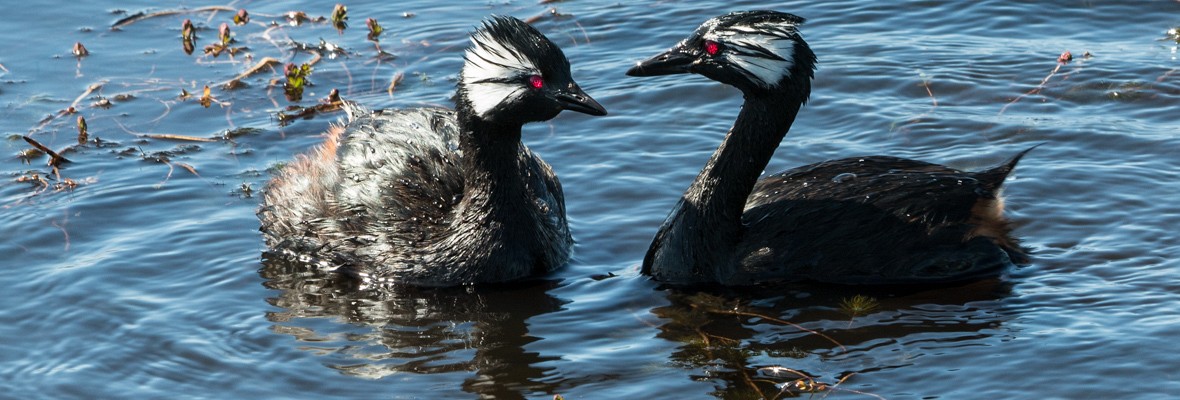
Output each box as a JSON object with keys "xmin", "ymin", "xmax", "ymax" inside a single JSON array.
[
  {"xmin": 461, "ymin": 30, "xmax": 540, "ymax": 117},
  {"xmin": 705, "ymin": 25, "xmax": 798, "ymax": 88}
]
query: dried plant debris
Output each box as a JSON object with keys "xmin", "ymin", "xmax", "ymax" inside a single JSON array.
[
  {"xmin": 14, "ymin": 2, "xmax": 460, "ymax": 195},
  {"xmin": 277, "ymin": 89, "xmax": 344, "ymax": 124},
  {"xmin": 204, "ymin": 22, "xmax": 244, "ymax": 57},
  {"xmin": 285, "ymin": 11, "xmax": 323, "ymax": 26}
]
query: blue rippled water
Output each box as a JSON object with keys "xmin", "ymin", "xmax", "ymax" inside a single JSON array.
[{"xmin": 2, "ymin": 1, "xmax": 1179, "ymax": 398}]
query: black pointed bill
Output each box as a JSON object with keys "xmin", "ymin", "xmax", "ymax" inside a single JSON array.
[
  {"xmin": 555, "ymin": 83, "xmax": 608, "ymax": 116},
  {"xmin": 626, "ymin": 47, "xmax": 695, "ymax": 77}
]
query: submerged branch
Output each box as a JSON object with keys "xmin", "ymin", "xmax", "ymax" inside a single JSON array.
[
  {"xmin": 708, "ymin": 308, "xmax": 847, "ymax": 353},
  {"xmin": 22, "ymin": 136, "xmax": 71, "ymax": 166},
  {"xmin": 999, "ymin": 50, "xmax": 1074, "ymax": 116},
  {"xmin": 137, "ymin": 133, "xmax": 219, "ymax": 143},
  {"xmin": 112, "ymin": 6, "xmax": 236, "ymax": 29},
  {"xmin": 219, "ymin": 56, "xmax": 282, "ymax": 89}
]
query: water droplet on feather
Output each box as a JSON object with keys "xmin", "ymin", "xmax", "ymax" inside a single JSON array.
[{"xmin": 832, "ymin": 173, "xmax": 857, "ymax": 183}]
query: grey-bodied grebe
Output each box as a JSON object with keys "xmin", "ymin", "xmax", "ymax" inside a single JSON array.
[
  {"xmin": 627, "ymin": 10, "xmax": 1032, "ymax": 285},
  {"xmin": 259, "ymin": 16, "xmax": 606, "ymax": 287}
]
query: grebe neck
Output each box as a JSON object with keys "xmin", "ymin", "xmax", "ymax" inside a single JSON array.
[{"xmin": 644, "ymin": 90, "xmax": 806, "ymax": 282}]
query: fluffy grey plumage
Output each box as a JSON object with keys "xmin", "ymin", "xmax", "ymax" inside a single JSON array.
[{"xmin": 259, "ymin": 16, "xmax": 604, "ymax": 287}]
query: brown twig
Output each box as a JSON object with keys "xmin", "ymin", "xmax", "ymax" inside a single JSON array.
[
  {"xmin": 51, "ymin": 220, "xmax": 71, "ymax": 252},
  {"xmin": 387, "ymin": 71, "xmax": 405, "ymax": 97},
  {"xmin": 22, "ymin": 136, "xmax": 71, "ymax": 165},
  {"xmin": 922, "ymin": 79, "xmax": 938, "ymax": 107},
  {"xmin": 219, "ymin": 56, "xmax": 282, "ymax": 88},
  {"xmin": 739, "ymin": 367, "xmax": 767, "ymax": 400},
  {"xmin": 524, "ymin": 7, "xmax": 561, "ymax": 25},
  {"xmin": 138, "ymin": 133, "xmax": 219, "ymax": 142},
  {"xmin": 820, "ymin": 373, "xmax": 887, "ymax": 400},
  {"xmin": 999, "ymin": 50, "xmax": 1073, "ymax": 115},
  {"xmin": 574, "ymin": 21, "xmax": 591, "ymax": 44},
  {"xmin": 114, "ymin": 119, "xmax": 218, "ymax": 143},
  {"xmin": 306, "ymin": 51, "xmax": 324, "ymax": 67},
  {"xmin": 275, "ymin": 100, "xmax": 344, "ymax": 125},
  {"xmin": 895, "ymin": 74, "xmax": 940, "ymax": 136},
  {"xmin": 111, "ymin": 6, "xmax": 236, "ymax": 29},
  {"xmin": 175, "ymin": 162, "xmax": 200, "ymax": 176},
  {"xmin": 68, "ymin": 81, "xmax": 108, "ymax": 111},
  {"xmin": 710, "ymin": 309, "xmax": 847, "ymax": 352}
]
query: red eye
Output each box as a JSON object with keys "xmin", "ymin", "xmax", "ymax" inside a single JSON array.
[
  {"xmin": 704, "ymin": 40, "xmax": 720, "ymax": 55},
  {"xmin": 529, "ymin": 75, "xmax": 544, "ymax": 89}
]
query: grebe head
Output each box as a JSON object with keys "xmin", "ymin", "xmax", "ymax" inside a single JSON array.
[
  {"xmin": 459, "ymin": 15, "xmax": 606, "ymax": 125},
  {"xmin": 626, "ymin": 10, "xmax": 816, "ymax": 96}
]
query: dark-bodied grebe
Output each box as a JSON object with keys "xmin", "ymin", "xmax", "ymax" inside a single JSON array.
[
  {"xmin": 626, "ymin": 11, "xmax": 1033, "ymax": 285},
  {"xmin": 259, "ymin": 16, "xmax": 606, "ymax": 287}
]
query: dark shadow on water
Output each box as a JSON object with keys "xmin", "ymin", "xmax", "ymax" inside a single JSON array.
[
  {"xmin": 259, "ymin": 256, "xmax": 567, "ymax": 399},
  {"xmin": 652, "ymin": 279, "xmax": 1014, "ymax": 399}
]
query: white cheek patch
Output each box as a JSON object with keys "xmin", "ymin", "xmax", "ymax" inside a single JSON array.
[
  {"xmin": 461, "ymin": 30, "xmax": 540, "ymax": 118},
  {"xmin": 465, "ymin": 83, "xmax": 526, "ymax": 117},
  {"xmin": 705, "ymin": 25, "xmax": 797, "ymax": 89}
]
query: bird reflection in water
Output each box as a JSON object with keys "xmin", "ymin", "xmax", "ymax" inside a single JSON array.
[
  {"xmin": 259, "ymin": 256, "xmax": 567, "ymax": 398},
  {"xmin": 651, "ymin": 280, "xmax": 1013, "ymax": 399}
]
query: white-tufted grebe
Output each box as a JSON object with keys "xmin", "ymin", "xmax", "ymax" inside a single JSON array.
[
  {"xmin": 259, "ymin": 16, "xmax": 606, "ymax": 287},
  {"xmin": 627, "ymin": 11, "xmax": 1032, "ymax": 285}
]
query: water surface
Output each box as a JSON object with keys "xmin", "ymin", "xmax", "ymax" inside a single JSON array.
[{"xmin": 3, "ymin": 1, "xmax": 1179, "ymax": 398}]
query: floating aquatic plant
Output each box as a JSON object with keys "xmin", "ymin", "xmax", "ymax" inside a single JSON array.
[
  {"xmin": 283, "ymin": 63, "xmax": 313, "ymax": 102},
  {"xmin": 72, "ymin": 42, "xmax": 89, "ymax": 57},
  {"xmin": 219, "ymin": 22, "xmax": 232, "ymax": 46},
  {"xmin": 233, "ymin": 9, "xmax": 249, "ymax": 25},
  {"xmin": 198, "ymin": 85, "xmax": 213, "ymax": 108},
  {"xmin": 180, "ymin": 19, "xmax": 196, "ymax": 55},
  {"xmin": 238, "ymin": 182, "xmax": 254, "ymax": 198},
  {"xmin": 366, "ymin": 18, "xmax": 384, "ymax": 41},
  {"xmin": 839, "ymin": 294, "xmax": 880, "ymax": 318},
  {"xmin": 1057, "ymin": 50, "xmax": 1073, "ymax": 64},
  {"xmin": 285, "ymin": 63, "xmax": 312, "ymax": 90},
  {"xmin": 76, "ymin": 116, "xmax": 88, "ymax": 145},
  {"xmin": 200, "ymin": 23, "xmax": 236, "ymax": 57},
  {"xmin": 331, "ymin": 4, "xmax": 348, "ymax": 32}
]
